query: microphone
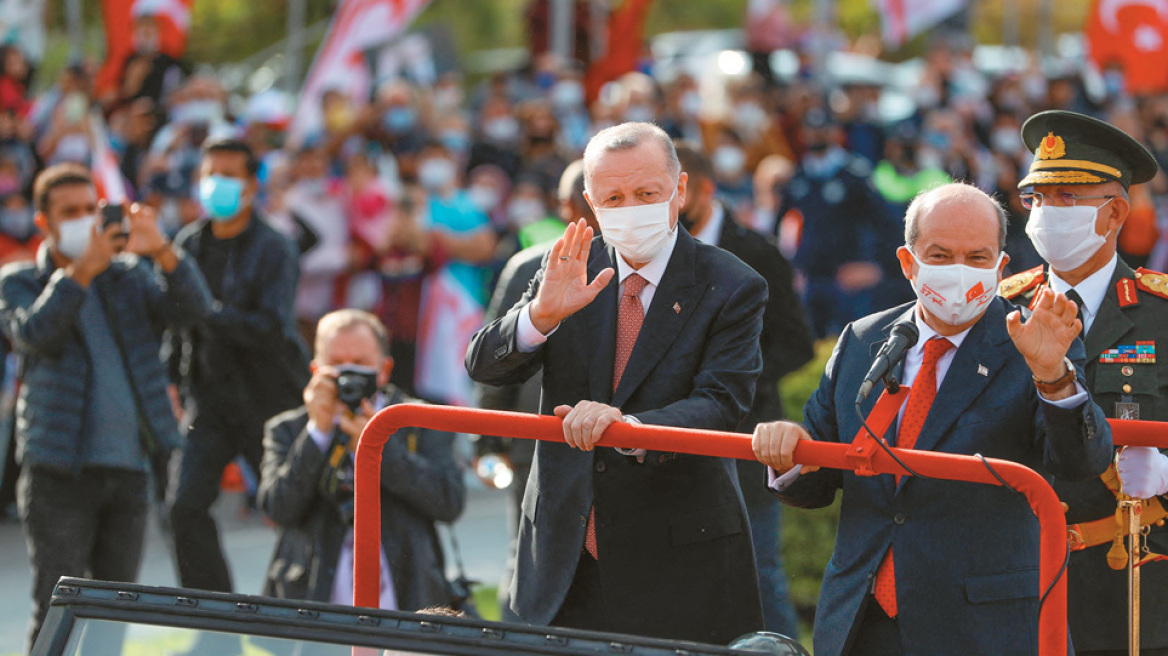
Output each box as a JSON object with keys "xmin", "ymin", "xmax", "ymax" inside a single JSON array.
[{"xmin": 855, "ymin": 320, "xmax": 920, "ymax": 406}]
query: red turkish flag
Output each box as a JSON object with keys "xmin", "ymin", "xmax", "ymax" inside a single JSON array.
[{"xmin": 1086, "ymin": 0, "xmax": 1168, "ymax": 94}]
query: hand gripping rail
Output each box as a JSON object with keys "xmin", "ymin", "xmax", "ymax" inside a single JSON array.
[{"xmin": 350, "ymin": 404, "xmax": 1165, "ymax": 656}]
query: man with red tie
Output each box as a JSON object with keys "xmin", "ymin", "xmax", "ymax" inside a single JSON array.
[
  {"xmin": 752, "ymin": 183, "xmax": 1112, "ymax": 656},
  {"xmin": 466, "ymin": 122, "xmax": 766, "ymax": 643}
]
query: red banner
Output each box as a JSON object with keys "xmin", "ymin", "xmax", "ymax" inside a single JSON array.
[
  {"xmin": 96, "ymin": 0, "xmax": 193, "ymax": 97},
  {"xmin": 1086, "ymin": 0, "xmax": 1168, "ymax": 94}
]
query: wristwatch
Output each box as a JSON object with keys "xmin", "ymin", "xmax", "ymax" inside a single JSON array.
[{"xmin": 1033, "ymin": 357, "xmax": 1076, "ymax": 395}]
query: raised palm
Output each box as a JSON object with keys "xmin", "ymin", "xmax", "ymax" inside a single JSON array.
[
  {"xmin": 529, "ymin": 219, "xmax": 615, "ymax": 334},
  {"xmin": 1006, "ymin": 287, "xmax": 1081, "ymax": 380}
]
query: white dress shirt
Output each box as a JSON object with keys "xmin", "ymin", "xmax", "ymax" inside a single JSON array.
[
  {"xmin": 692, "ymin": 202, "xmax": 725, "ymax": 247},
  {"xmin": 516, "ymin": 228, "xmax": 679, "ymax": 351},
  {"xmin": 308, "ymin": 398, "xmax": 398, "ymax": 610},
  {"xmin": 1047, "ymin": 254, "xmax": 1118, "ymax": 335},
  {"xmin": 770, "ymin": 306, "xmax": 1088, "ymax": 490}
]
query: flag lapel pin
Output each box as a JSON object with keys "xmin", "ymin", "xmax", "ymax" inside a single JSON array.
[
  {"xmin": 673, "ymin": 302, "xmax": 681, "ymax": 314},
  {"xmin": 977, "ymin": 364, "xmax": 989, "ymax": 377}
]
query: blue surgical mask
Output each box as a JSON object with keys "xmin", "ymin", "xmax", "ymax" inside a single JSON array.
[
  {"xmin": 199, "ymin": 175, "xmax": 246, "ymax": 221},
  {"xmin": 383, "ymin": 106, "xmax": 417, "ymax": 134}
]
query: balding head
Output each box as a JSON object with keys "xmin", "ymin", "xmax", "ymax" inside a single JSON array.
[
  {"xmin": 582, "ymin": 122, "xmax": 681, "ymax": 194},
  {"xmin": 904, "ymin": 183, "xmax": 1008, "ymax": 253}
]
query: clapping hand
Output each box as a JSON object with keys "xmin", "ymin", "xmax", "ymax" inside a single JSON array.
[{"xmin": 528, "ymin": 219, "xmax": 615, "ymax": 334}]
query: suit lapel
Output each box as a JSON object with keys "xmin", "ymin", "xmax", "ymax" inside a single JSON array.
[
  {"xmin": 1083, "ymin": 262, "xmax": 1135, "ymax": 367},
  {"xmin": 907, "ymin": 300, "xmax": 1012, "ymax": 458},
  {"xmin": 584, "ymin": 243, "xmax": 619, "ymax": 404},
  {"xmin": 611, "ymin": 232, "xmax": 706, "ymax": 408}
]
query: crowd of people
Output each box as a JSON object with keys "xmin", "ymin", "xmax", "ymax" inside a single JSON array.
[{"xmin": 3, "ymin": 5, "xmax": 1168, "ymax": 655}]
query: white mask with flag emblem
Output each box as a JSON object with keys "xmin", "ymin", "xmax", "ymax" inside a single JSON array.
[{"xmin": 909, "ymin": 251, "xmax": 1004, "ymax": 326}]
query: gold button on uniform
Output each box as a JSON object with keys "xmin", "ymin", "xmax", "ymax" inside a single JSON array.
[{"xmin": 1123, "ymin": 384, "xmax": 1133, "ymax": 394}]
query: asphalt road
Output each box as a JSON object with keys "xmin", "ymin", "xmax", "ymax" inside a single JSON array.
[{"xmin": 0, "ymin": 481, "xmax": 511, "ymax": 655}]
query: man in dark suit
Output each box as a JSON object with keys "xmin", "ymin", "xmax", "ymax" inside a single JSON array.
[
  {"xmin": 465, "ymin": 122, "xmax": 767, "ymax": 644},
  {"xmin": 1000, "ymin": 110, "xmax": 1168, "ymax": 655},
  {"xmin": 675, "ymin": 142, "xmax": 815, "ymax": 638},
  {"xmin": 473, "ymin": 159, "xmax": 597, "ymax": 621},
  {"xmin": 259, "ymin": 309, "xmax": 465, "ymax": 610},
  {"xmin": 753, "ymin": 183, "xmax": 1112, "ymax": 656}
]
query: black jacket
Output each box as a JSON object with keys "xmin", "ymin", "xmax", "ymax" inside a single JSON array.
[
  {"xmin": 169, "ymin": 213, "xmax": 309, "ymax": 428},
  {"xmin": 466, "ymin": 230, "xmax": 767, "ymax": 644},
  {"xmin": 258, "ymin": 389, "xmax": 466, "ymax": 610}
]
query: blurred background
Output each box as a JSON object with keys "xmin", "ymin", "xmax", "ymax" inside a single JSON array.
[{"xmin": 1, "ymin": 0, "xmax": 1167, "ymax": 652}]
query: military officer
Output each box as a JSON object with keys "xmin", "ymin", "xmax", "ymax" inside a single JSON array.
[{"xmin": 1000, "ymin": 109, "xmax": 1168, "ymax": 655}]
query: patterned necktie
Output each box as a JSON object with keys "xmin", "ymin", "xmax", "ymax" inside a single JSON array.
[
  {"xmin": 584, "ymin": 273, "xmax": 649, "ymax": 560},
  {"xmin": 1065, "ymin": 288, "xmax": 1086, "ymax": 336},
  {"xmin": 872, "ymin": 336, "xmax": 954, "ymax": 618},
  {"xmin": 612, "ymin": 273, "xmax": 649, "ymax": 392}
]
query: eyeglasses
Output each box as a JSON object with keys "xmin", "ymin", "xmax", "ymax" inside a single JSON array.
[{"xmin": 1019, "ymin": 191, "xmax": 1115, "ymax": 210}]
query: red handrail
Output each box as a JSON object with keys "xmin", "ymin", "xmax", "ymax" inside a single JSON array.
[{"xmin": 346, "ymin": 405, "xmax": 1168, "ymax": 655}]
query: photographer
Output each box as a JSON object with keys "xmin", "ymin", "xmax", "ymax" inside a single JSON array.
[
  {"xmin": 258, "ymin": 309, "xmax": 465, "ymax": 610},
  {"xmin": 0, "ymin": 164, "xmax": 211, "ymax": 651}
]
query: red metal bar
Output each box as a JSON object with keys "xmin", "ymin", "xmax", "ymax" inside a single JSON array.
[
  {"xmin": 352, "ymin": 404, "xmax": 1132, "ymax": 655},
  {"xmin": 1111, "ymin": 418, "xmax": 1168, "ymax": 447}
]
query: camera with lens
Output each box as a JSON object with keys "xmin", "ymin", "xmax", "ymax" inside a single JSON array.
[{"xmin": 335, "ymin": 364, "xmax": 379, "ymax": 412}]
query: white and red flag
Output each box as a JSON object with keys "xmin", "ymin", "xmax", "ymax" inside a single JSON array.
[
  {"xmin": 289, "ymin": 0, "xmax": 432, "ymax": 144},
  {"xmin": 875, "ymin": 0, "xmax": 965, "ymax": 48},
  {"xmin": 90, "ymin": 110, "xmax": 129, "ymax": 205}
]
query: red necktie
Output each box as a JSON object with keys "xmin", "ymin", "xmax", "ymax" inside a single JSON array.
[
  {"xmin": 585, "ymin": 273, "xmax": 649, "ymax": 559},
  {"xmin": 872, "ymin": 336, "xmax": 953, "ymax": 618}
]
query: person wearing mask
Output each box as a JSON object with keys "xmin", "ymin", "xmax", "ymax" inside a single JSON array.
[
  {"xmin": 1000, "ymin": 110, "xmax": 1168, "ymax": 656},
  {"xmin": 414, "ymin": 140, "xmax": 497, "ymax": 406},
  {"xmin": 776, "ymin": 109, "xmax": 903, "ymax": 337},
  {"xmin": 0, "ymin": 164, "xmax": 211, "ymax": 651},
  {"xmin": 259, "ymin": 309, "xmax": 465, "ymax": 610},
  {"xmin": 473, "ymin": 159, "xmax": 596, "ymax": 621},
  {"xmin": 675, "ymin": 142, "xmax": 815, "ymax": 640},
  {"xmin": 755, "ymin": 182, "xmax": 1112, "ymax": 656},
  {"xmin": 467, "ymin": 96, "xmax": 522, "ymax": 181},
  {"xmin": 466, "ymin": 122, "xmax": 766, "ymax": 643},
  {"xmin": 168, "ymin": 138, "xmax": 309, "ymax": 597}
]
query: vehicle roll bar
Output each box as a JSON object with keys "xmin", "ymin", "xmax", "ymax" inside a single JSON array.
[{"xmin": 353, "ymin": 403, "xmax": 1168, "ymax": 655}]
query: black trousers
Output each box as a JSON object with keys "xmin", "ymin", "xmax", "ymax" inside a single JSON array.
[
  {"xmin": 169, "ymin": 408, "xmax": 262, "ymax": 593},
  {"xmin": 847, "ymin": 595, "xmax": 903, "ymax": 656},
  {"xmin": 19, "ymin": 465, "xmax": 148, "ymax": 652},
  {"xmin": 551, "ymin": 552, "xmax": 609, "ymax": 634}
]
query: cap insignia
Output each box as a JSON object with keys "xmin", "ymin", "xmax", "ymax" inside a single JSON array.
[{"xmin": 1037, "ymin": 132, "xmax": 1066, "ymax": 160}]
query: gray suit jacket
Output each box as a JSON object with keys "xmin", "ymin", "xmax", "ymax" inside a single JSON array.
[
  {"xmin": 258, "ymin": 389, "xmax": 465, "ymax": 610},
  {"xmin": 465, "ymin": 230, "xmax": 767, "ymax": 644}
]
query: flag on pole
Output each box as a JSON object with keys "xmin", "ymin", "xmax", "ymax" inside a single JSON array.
[
  {"xmin": 96, "ymin": 0, "xmax": 194, "ymax": 97},
  {"xmin": 288, "ymin": 0, "xmax": 433, "ymax": 144},
  {"xmin": 584, "ymin": 0, "xmax": 654, "ymax": 103},
  {"xmin": 875, "ymin": 0, "xmax": 965, "ymax": 48},
  {"xmin": 90, "ymin": 110, "xmax": 129, "ymax": 204},
  {"xmin": 1086, "ymin": 0, "xmax": 1168, "ymax": 94}
]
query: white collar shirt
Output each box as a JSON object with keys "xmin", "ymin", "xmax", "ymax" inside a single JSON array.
[
  {"xmin": 692, "ymin": 203, "xmax": 725, "ymax": 248},
  {"xmin": 1047, "ymin": 254, "xmax": 1118, "ymax": 335},
  {"xmin": 613, "ymin": 227, "xmax": 678, "ymax": 316}
]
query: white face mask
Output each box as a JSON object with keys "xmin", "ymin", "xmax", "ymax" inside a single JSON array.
[
  {"xmin": 57, "ymin": 214, "xmax": 96, "ymax": 260},
  {"xmin": 910, "ymin": 251, "xmax": 1004, "ymax": 326},
  {"xmin": 1025, "ymin": 200, "xmax": 1112, "ymax": 272},
  {"xmin": 418, "ymin": 158, "xmax": 455, "ymax": 191},
  {"xmin": 596, "ymin": 189, "xmax": 677, "ymax": 264}
]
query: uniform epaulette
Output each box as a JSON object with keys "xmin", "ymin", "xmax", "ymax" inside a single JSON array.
[
  {"xmin": 1135, "ymin": 268, "xmax": 1168, "ymax": 300},
  {"xmin": 998, "ymin": 265, "xmax": 1044, "ymax": 299}
]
